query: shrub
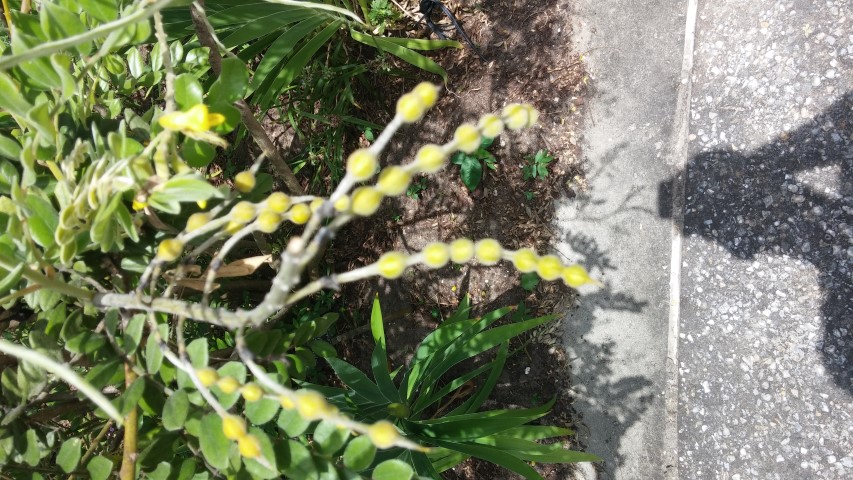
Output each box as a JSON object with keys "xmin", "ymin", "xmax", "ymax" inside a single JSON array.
[{"xmin": 0, "ymin": 1, "xmax": 599, "ymax": 478}]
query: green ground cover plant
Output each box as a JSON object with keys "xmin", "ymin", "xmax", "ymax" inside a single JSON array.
[{"xmin": 0, "ymin": 1, "xmax": 599, "ymax": 478}]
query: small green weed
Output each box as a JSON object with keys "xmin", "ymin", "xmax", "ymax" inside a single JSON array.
[
  {"xmin": 367, "ymin": 0, "xmax": 401, "ymax": 33},
  {"xmin": 522, "ymin": 149, "xmax": 554, "ymax": 180},
  {"xmin": 524, "ymin": 191, "xmax": 535, "ymax": 201},
  {"xmin": 520, "ymin": 272, "xmax": 540, "ymax": 291},
  {"xmin": 452, "ymin": 137, "xmax": 497, "ymax": 191},
  {"xmin": 406, "ymin": 177, "xmax": 429, "ymax": 199}
]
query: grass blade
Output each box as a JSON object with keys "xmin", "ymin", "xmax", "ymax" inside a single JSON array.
[
  {"xmin": 428, "ymin": 440, "xmax": 544, "ymax": 480},
  {"xmin": 349, "ymin": 29, "xmax": 449, "ymax": 82},
  {"xmin": 326, "ymin": 356, "xmax": 388, "ymax": 405},
  {"xmin": 377, "ymin": 36, "xmax": 462, "ymax": 51},
  {"xmin": 446, "ymin": 341, "xmax": 508, "ymax": 415},
  {"xmin": 474, "ymin": 436, "xmax": 602, "ymax": 463}
]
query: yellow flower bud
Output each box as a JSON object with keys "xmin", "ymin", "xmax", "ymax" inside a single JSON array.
[
  {"xmin": 132, "ymin": 199, "xmax": 147, "ymax": 211},
  {"xmin": 503, "ymin": 103, "xmax": 538, "ymax": 130},
  {"xmin": 333, "ymin": 195, "xmax": 351, "ymax": 212},
  {"xmin": 562, "ymin": 264, "xmax": 597, "ymax": 288},
  {"xmin": 267, "ymin": 192, "xmax": 291, "ymax": 213},
  {"xmin": 412, "ymin": 82, "xmax": 439, "ymax": 109},
  {"xmin": 377, "ymin": 251, "xmax": 408, "ymax": 279},
  {"xmin": 396, "ymin": 93, "xmax": 426, "ymax": 123},
  {"xmin": 351, "ymin": 187, "xmax": 383, "ymax": 216},
  {"xmin": 422, "ymin": 242, "xmax": 450, "ymax": 268},
  {"xmin": 157, "ymin": 238, "xmax": 184, "ymax": 262},
  {"xmin": 256, "ymin": 210, "xmax": 282, "ymax": 233},
  {"xmin": 186, "ymin": 212, "xmax": 210, "ymax": 232},
  {"xmin": 536, "ymin": 255, "xmax": 563, "ymax": 281},
  {"xmin": 376, "ymin": 166, "xmax": 412, "ymax": 196},
  {"xmin": 222, "ymin": 415, "xmax": 247, "ymax": 440},
  {"xmin": 241, "ymin": 383, "xmax": 264, "ymax": 403},
  {"xmin": 454, "ymin": 123, "xmax": 481, "ymax": 154},
  {"xmin": 197, "ymin": 199, "xmax": 208, "ymax": 210},
  {"xmin": 511, "ymin": 248, "xmax": 538, "ymax": 273},
  {"xmin": 231, "ymin": 201, "xmax": 256, "ymax": 224},
  {"xmin": 288, "ymin": 203, "xmax": 311, "ymax": 225},
  {"xmin": 224, "ymin": 221, "xmax": 243, "ymax": 235},
  {"xmin": 449, "ymin": 238, "xmax": 475, "ymax": 263},
  {"xmin": 414, "ymin": 144, "xmax": 447, "ymax": 173},
  {"xmin": 478, "ymin": 114, "xmax": 505, "ymax": 138},
  {"xmin": 238, "ymin": 434, "xmax": 262, "ymax": 459},
  {"xmin": 474, "ymin": 239, "xmax": 503, "ymax": 265},
  {"xmin": 196, "ymin": 367, "xmax": 219, "ymax": 387},
  {"xmin": 279, "ymin": 394, "xmax": 295, "ymax": 410},
  {"xmin": 216, "ymin": 376, "xmax": 241, "ymax": 395},
  {"xmin": 234, "ymin": 171, "xmax": 256, "ymax": 193},
  {"xmin": 367, "ymin": 420, "xmax": 400, "ymax": 449},
  {"xmin": 347, "ymin": 148, "xmax": 378, "ymax": 181},
  {"xmin": 310, "ymin": 198, "xmax": 325, "ymax": 212},
  {"xmin": 295, "ymin": 389, "xmax": 332, "ymax": 421},
  {"xmin": 159, "ymin": 104, "xmax": 225, "ymax": 133}
]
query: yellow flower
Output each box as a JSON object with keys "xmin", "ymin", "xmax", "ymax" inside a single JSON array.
[
  {"xmin": 279, "ymin": 394, "xmax": 296, "ymax": 410},
  {"xmin": 449, "ymin": 238, "xmax": 475, "ymax": 263},
  {"xmin": 454, "ymin": 123, "xmax": 481, "ymax": 153},
  {"xmin": 414, "ymin": 144, "xmax": 447, "ymax": 173},
  {"xmin": 412, "ymin": 82, "xmax": 439, "ymax": 109},
  {"xmin": 230, "ymin": 201, "xmax": 256, "ymax": 224},
  {"xmin": 256, "ymin": 210, "xmax": 282, "ymax": 233},
  {"xmin": 478, "ymin": 114, "xmax": 504, "ymax": 138},
  {"xmin": 132, "ymin": 199, "xmax": 147, "ymax": 211},
  {"xmin": 295, "ymin": 389, "xmax": 333, "ymax": 421},
  {"xmin": 234, "ymin": 171, "xmax": 256, "ymax": 193},
  {"xmin": 376, "ymin": 166, "xmax": 412, "ymax": 196},
  {"xmin": 195, "ymin": 367, "xmax": 219, "ymax": 387},
  {"xmin": 351, "ymin": 187, "xmax": 384, "ymax": 216},
  {"xmin": 185, "ymin": 212, "xmax": 210, "ymax": 232},
  {"xmin": 503, "ymin": 103, "xmax": 538, "ymax": 130},
  {"xmin": 333, "ymin": 195, "xmax": 351, "ymax": 212},
  {"xmin": 240, "ymin": 383, "xmax": 264, "ymax": 403},
  {"xmin": 159, "ymin": 104, "xmax": 225, "ymax": 134},
  {"xmin": 396, "ymin": 93, "xmax": 426, "ymax": 123},
  {"xmin": 157, "ymin": 239, "xmax": 184, "ymax": 262},
  {"xmin": 221, "ymin": 415, "xmax": 247, "ymax": 440},
  {"xmin": 377, "ymin": 252, "xmax": 408, "ymax": 279},
  {"xmin": 216, "ymin": 376, "xmax": 241, "ymax": 395},
  {"xmin": 238, "ymin": 434, "xmax": 262, "ymax": 459},
  {"xmin": 367, "ymin": 420, "xmax": 400, "ymax": 449},
  {"xmin": 536, "ymin": 255, "xmax": 563, "ymax": 281},
  {"xmin": 511, "ymin": 248, "xmax": 538, "ymax": 273},
  {"xmin": 267, "ymin": 192, "xmax": 291, "ymax": 213},
  {"xmin": 224, "ymin": 221, "xmax": 243, "ymax": 235},
  {"xmin": 474, "ymin": 239, "xmax": 503, "ymax": 265},
  {"xmin": 288, "ymin": 204, "xmax": 312, "ymax": 225},
  {"xmin": 562, "ymin": 264, "xmax": 598, "ymax": 288},
  {"xmin": 310, "ymin": 198, "xmax": 325, "ymax": 212},
  {"xmin": 422, "ymin": 242, "xmax": 450, "ymax": 268},
  {"xmin": 347, "ymin": 149, "xmax": 378, "ymax": 181}
]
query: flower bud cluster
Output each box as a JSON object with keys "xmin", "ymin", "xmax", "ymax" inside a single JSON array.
[{"xmin": 366, "ymin": 239, "xmax": 599, "ymax": 288}]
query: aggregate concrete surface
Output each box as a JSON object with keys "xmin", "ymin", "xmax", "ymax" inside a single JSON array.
[{"xmin": 566, "ymin": 0, "xmax": 852, "ymax": 478}]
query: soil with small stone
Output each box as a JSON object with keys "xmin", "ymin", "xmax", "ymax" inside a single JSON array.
[{"xmin": 272, "ymin": 1, "xmax": 589, "ymax": 478}]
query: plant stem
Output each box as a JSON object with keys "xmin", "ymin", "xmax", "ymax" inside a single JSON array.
[
  {"xmin": 68, "ymin": 421, "xmax": 113, "ymax": 480},
  {"xmin": 0, "ymin": 0, "xmax": 178, "ymax": 71},
  {"xmin": 119, "ymin": 364, "xmax": 138, "ymax": 480}
]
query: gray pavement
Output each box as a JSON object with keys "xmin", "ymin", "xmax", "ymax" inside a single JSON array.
[{"xmin": 564, "ymin": 0, "xmax": 852, "ymax": 478}]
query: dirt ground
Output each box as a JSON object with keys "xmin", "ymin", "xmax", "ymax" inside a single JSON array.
[{"xmin": 322, "ymin": 1, "xmax": 591, "ymax": 478}]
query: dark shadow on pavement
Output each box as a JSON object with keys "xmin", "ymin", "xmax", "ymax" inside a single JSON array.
[{"xmin": 659, "ymin": 92, "xmax": 853, "ymax": 393}]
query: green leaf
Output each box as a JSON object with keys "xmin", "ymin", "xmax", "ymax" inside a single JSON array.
[
  {"xmin": 428, "ymin": 440, "xmax": 542, "ymax": 480},
  {"xmin": 313, "ymin": 419, "xmax": 349, "ymax": 455},
  {"xmin": 85, "ymin": 358, "xmax": 123, "ymax": 389},
  {"xmin": 145, "ymin": 324, "xmax": 168, "ymax": 374},
  {"xmin": 520, "ymin": 272, "xmax": 540, "ymax": 291},
  {"xmin": 21, "ymin": 429, "xmax": 41, "ymax": 466},
  {"xmin": 123, "ymin": 314, "xmax": 146, "ymax": 354},
  {"xmin": 186, "ymin": 337, "xmax": 208, "ymax": 368},
  {"xmin": 372, "ymin": 459, "xmax": 413, "ymax": 480},
  {"xmin": 452, "ymin": 154, "xmax": 482, "ymax": 191},
  {"xmin": 180, "ymin": 138, "xmax": 216, "ymax": 168},
  {"xmin": 326, "ymin": 357, "xmax": 387, "ymax": 405},
  {"xmin": 116, "ymin": 377, "xmax": 146, "ymax": 416},
  {"xmin": 23, "ymin": 193, "xmax": 58, "ymax": 249},
  {"xmin": 245, "ymin": 396, "xmax": 279, "ymax": 425},
  {"xmin": 56, "ymin": 437, "xmax": 82, "ymax": 473},
  {"xmin": 350, "ymin": 29, "xmax": 448, "ymax": 82},
  {"xmin": 409, "ymin": 399, "xmax": 555, "ymax": 441},
  {"xmin": 474, "ymin": 436, "xmax": 601, "ymax": 463},
  {"xmin": 174, "ymin": 74, "xmax": 204, "ymax": 110},
  {"xmin": 277, "ymin": 407, "xmax": 309, "ymax": 436},
  {"xmin": 215, "ymin": 362, "xmax": 247, "ymax": 409},
  {"xmin": 374, "ymin": 36, "xmax": 462, "ymax": 51},
  {"xmin": 154, "ymin": 175, "xmax": 223, "ymax": 204},
  {"xmin": 40, "ymin": 2, "xmax": 91, "ymax": 54},
  {"xmin": 86, "ymin": 455, "xmax": 114, "ymax": 480},
  {"xmin": 0, "ymin": 136, "xmax": 22, "ymax": 162},
  {"xmin": 343, "ymin": 436, "xmax": 375, "ymax": 471},
  {"xmin": 162, "ymin": 389, "xmax": 190, "ymax": 431},
  {"xmin": 308, "ymin": 339, "xmax": 337, "ymax": 358},
  {"xmin": 209, "ymin": 57, "xmax": 249, "ymax": 104},
  {"xmin": 244, "ymin": 428, "xmax": 278, "ymax": 479},
  {"xmin": 147, "ymin": 462, "xmax": 172, "ymax": 480},
  {"xmin": 199, "ymin": 414, "xmax": 230, "ymax": 470},
  {"xmin": 128, "ymin": 47, "xmax": 145, "ymax": 78},
  {"xmin": 0, "ymin": 72, "xmax": 32, "ymax": 117},
  {"xmin": 451, "ymin": 342, "xmax": 509, "ymax": 415},
  {"xmin": 283, "ymin": 439, "xmax": 317, "ymax": 478},
  {"xmin": 79, "ymin": 0, "xmax": 118, "ymax": 22}
]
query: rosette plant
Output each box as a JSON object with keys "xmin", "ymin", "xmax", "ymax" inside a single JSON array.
[{"xmin": 0, "ymin": 1, "xmax": 599, "ymax": 478}]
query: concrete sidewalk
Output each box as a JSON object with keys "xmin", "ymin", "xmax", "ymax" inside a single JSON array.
[{"xmin": 564, "ymin": 0, "xmax": 852, "ymax": 478}]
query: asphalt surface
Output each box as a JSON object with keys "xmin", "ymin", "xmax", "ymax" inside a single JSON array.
[{"xmin": 567, "ymin": 0, "xmax": 852, "ymax": 478}]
